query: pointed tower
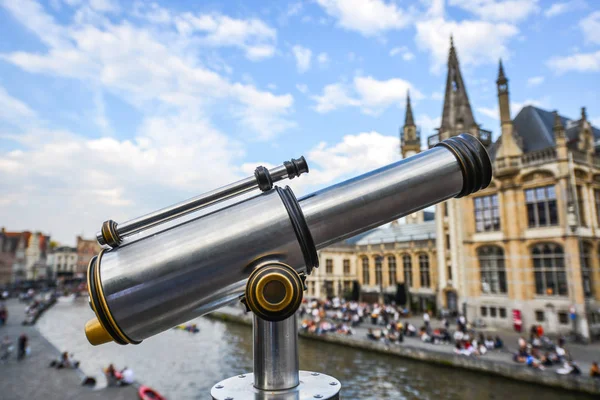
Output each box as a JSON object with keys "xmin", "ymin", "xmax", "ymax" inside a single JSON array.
[
  {"xmin": 438, "ymin": 36, "xmax": 477, "ymax": 140},
  {"xmin": 579, "ymin": 107, "xmax": 594, "ymax": 153},
  {"xmin": 494, "ymin": 60, "xmax": 522, "ymax": 164},
  {"xmin": 401, "ymin": 90, "xmax": 421, "ymax": 159}
]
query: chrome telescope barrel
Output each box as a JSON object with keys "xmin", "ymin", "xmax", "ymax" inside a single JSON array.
[
  {"xmin": 301, "ymin": 133, "xmax": 491, "ymax": 249},
  {"xmin": 85, "ymin": 134, "xmax": 492, "ymax": 346},
  {"xmin": 95, "ymin": 157, "xmax": 309, "ymax": 247}
]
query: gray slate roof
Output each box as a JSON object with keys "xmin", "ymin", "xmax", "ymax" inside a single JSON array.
[
  {"xmin": 345, "ymin": 220, "xmax": 437, "ymax": 246},
  {"xmin": 511, "ymin": 106, "xmax": 600, "ymax": 153}
]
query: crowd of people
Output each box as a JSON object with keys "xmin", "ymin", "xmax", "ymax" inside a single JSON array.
[
  {"xmin": 298, "ymin": 297, "xmax": 600, "ymax": 379},
  {"xmin": 511, "ymin": 325, "xmax": 592, "ymax": 376}
]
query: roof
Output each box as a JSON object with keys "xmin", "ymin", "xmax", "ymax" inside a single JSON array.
[
  {"xmin": 347, "ymin": 221, "xmax": 437, "ymax": 246},
  {"xmin": 511, "ymin": 106, "xmax": 600, "ymax": 153}
]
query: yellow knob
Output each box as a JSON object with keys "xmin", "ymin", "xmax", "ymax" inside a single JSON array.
[{"xmin": 85, "ymin": 317, "xmax": 114, "ymax": 346}]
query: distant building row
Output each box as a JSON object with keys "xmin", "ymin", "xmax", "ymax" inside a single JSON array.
[{"xmin": 0, "ymin": 227, "xmax": 101, "ymax": 285}]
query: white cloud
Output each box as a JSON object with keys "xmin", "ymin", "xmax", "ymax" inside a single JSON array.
[
  {"xmin": 296, "ymin": 83, "xmax": 308, "ymax": 94},
  {"xmin": 0, "ymin": 0, "xmax": 293, "ymax": 140},
  {"xmin": 547, "ymin": 50, "xmax": 600, "ymax": 74},
  {"xmin": 317, "ymin": 52, "xmax": 330, "ymax": 67},
  {"xmin": 580, "ymin": 11, "xmax": 600, "ymax": 45},
  {"xmin": 302, "ymin": 131, "xmax": 400, "ymax": 186},
  {"xmin": 0, "ymin": 86, "xmax": 37, "ymax": 127},
  {"xmin": 544, "ymin": 1, "xmax": 586, "ymax": 17},
  {"xmin": 0, "ymin": 111, "xmax": 245, "ymax": 243},
  {"xmin": 431, "ymin": 91, "xmax": 444, "ymax": 100},
  {"xmin": 476, "ymin": 106, "xmax": 499, "ymax": 120},
  {"xmin": 130, "ymin": 2, "xmax": 277, "ymax": 61},
  {"xmin": 316, "ymin": 0, "xmax": 411, "ymax": 37},
  {"xmin": 173, "ymin": 13, "xmax": 277, "ymax": 61},
  {"xmin": 448, "ymin": 0, "xmax": 539, "ymax": 22},
  {"xmin": 476, "ymin": 97, "xmax": 549, "ymax": 120},
  {"xmin": 312, "ymin": 76, "xmax": 423, "ymax": 115},
  {"xmin": 389, "ymin": 46, "xmax": 415, "ymax": 61},
  {"xmin": 591, "ymin": 117, "xmax": 600, "ymax": 128},
  {"xmin": 416, "ymin": 114, "xmax": 441, "ymax": 137},
  {"xmin": 526, "ymin": 76, "xmax": 544, "ymax": 86},
  {"xmin": 89, "ymin": 0, "xmax": 120, "ymax": 13},
  {"xmin": 415, "ymin": 17, "xmax": 519, "ymax": 73},
  {"xmin": 292, "ymin": 45, "xmax": 312, "ymax": 73},
  {"xmin": 312, "ymin": 83, "xmax": 359, "ymax": 113}
]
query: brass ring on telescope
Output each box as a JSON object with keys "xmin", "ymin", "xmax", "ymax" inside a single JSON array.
[
  {"xmin": 245, "ymin": 262, "xmax": 304, "ymax": 322},
  {"xmin": 254, "ymin": 273, "xmax": 294, "ymax": 313},
  {"xmin": 85, "ymin": 249, "xmax": 140, "ymax": 345},
  {"xmin": 100, "ymin": 220, "xmax": 121, "ymax": 248}
]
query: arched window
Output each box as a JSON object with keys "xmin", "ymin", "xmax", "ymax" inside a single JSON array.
[
  {"xmin": 419, "ymin": 254, "xmax": 430, "ymax": 288},
  {"xmin": 582, "ymin": 242, "xmax": 594, "ymax": 298},
  {"xmin": 388, "ymin": 256, "xmax": 397, "ymax": 285},
  {"xmin": 532, "ymin": 243, "xmax": 567, "ymax": 296},
  {"xmin": 362, "ymin": 257, "xmax": 370, "ymax": 285},
  {"xmin": 375, "ymin": 256, "xmax": 383, "ymax": 286},
  {"xmin": 403, "ymin": 254, "xmax": 412, "ymax": 288},
  {"xmin": 478, "ymin": 246, "xmax": 507, "ymax": 294}
]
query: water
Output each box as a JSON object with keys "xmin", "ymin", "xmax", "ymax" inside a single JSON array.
[{"xmin": 37, "ymin": 300, "xmax": 593, "ymax": 400}]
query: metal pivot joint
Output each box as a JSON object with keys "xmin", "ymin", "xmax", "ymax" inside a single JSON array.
[
  {"xmin": 96, "ymin": 156, "xmax": 309, "ymax": 248},
  {"xmin": 212, "ymin": 261, "xmax": 340, "ymax": 400}
]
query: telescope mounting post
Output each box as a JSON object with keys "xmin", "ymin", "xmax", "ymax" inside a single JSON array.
[{"xmin": 211, "ymin": 262, "xmax": 341, "ymax": 400}]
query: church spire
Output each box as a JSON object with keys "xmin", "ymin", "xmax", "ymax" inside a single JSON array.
[
  {"xmin": 401, "ymin": 90, "xmax": 420, "ymax": 158},
  {"xmin": 494, "ymin": 59, "xmax": 522, "ymax": 165},
  {"xmin": 405, "ymin": 90, "xmax": 415, "ymax": 127},
  {"xmin": 497, "ymin": 59, "xmax": 510, "ymax": 124},
  {"xmin": 440, "ymin": 36, "xmax": 476, "ymax": 133}
]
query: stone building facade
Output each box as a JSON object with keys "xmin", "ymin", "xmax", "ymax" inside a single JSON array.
[
  {"xmin": 76, "ymin": 236, "xmax": 102, "ymax": 279},
  {"xmin": 0, "ymin": 229, "xmax": 51, "ymax": 283},
  {"xmin": 310, "ymin": 39, "xmax": 600, "ymax": 340},
  {"xmin": 51, "ymin": 246, "xmax": 78, "ymax": 279}
]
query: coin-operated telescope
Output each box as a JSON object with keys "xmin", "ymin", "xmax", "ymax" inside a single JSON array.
[{"xmin": 85, "ymin": 134, "xmax": 492, "ymax": 399}]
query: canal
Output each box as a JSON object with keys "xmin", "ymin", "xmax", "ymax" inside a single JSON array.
[{"xmin": 37, "ymin": 300, "xmax": 593, "ymax": 400}]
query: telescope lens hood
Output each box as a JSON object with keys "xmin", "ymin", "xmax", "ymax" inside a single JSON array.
[{"xmin": 435, "ymin": 133, "xmax": 493, "ymax": 197}]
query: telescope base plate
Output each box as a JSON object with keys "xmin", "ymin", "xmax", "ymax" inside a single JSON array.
[{"xmin": 211, "ymin": 371, "xmax": 341, "ymax": 400}]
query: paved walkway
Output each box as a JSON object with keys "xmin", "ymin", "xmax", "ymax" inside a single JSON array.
[{"xmin": 0, "ymin": 299, "xmax": 138, "ymax": 400}]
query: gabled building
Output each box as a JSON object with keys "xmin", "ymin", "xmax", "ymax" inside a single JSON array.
[
  {"xmin": 313, "ymin": 37, "xmax": 600, "ymax": 341},
  {"xmin": 0, "ymin": 228, "xmax": 50, "ymax": 283},
  {"xmin": 429, "ymin": 40, "xmax": 600, "ymax": 340},
  {"xmin": 76, "ymin": 236, "xmax": 101, "ymax": 279}
]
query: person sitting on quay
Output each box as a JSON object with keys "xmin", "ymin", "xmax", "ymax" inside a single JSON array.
[
  {"xmin": 119, "ymin": 366, "xmax": 135, "ymax": 386},
  {"xmin": 525, "ymin": 353, "xmax": 545, "ymax": 371},
  {"xmin": 484, "ymin": 336, "xmax": 495, "ymax": 350},
  {"xmin": 557, "ymin": 361, "xmax": 581, "ymax": 376},
  {"xmin": 404, "ymin": 322, "xmax": 417, "ymax": 337},
  {"xmin": 50, "ymin": 351, "xmax": 80, "ymax": 369},
  {"xmin": 590, "ymin": 362, "xmax": 600, "ymax": 378},
  {"xmin": 494, "ymin": 336, "xmax": 504, "ymax": 349},
  {"xmin": 555, "ymin": 338, "xmax": 568, "ymax": 363}
]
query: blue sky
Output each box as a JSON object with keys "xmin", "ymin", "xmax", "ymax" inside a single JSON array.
[{"xmin": 0, "ymin": 0, "xmax": 599, "ymax": 245}]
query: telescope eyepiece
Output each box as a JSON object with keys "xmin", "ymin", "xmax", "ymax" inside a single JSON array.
[{"xmin": 435, "ymin": 133, "xmax": 493, "ymax": 197}]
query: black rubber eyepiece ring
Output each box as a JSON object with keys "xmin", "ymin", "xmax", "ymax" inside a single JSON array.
[{"xmin": 435, "ymin": 133, "xmax": 493, "ymax": 197}]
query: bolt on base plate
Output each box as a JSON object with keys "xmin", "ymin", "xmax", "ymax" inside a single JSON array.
[{"xmin": 211, "ymin": 371, "xmax": 341, "ymax": 400}]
